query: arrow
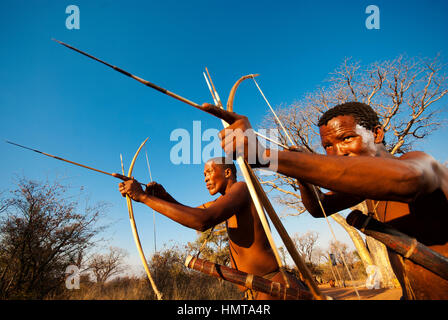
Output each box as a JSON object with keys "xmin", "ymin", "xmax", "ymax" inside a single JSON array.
[
  {"xmin": 52, "ymin": 39, "xmax": 237, "ymax": 125},
  {"xmin": 5, "ymin": 140, "xmax": 145, "ymax": 186}
]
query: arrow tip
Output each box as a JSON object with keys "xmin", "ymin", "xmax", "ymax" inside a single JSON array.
[{"xmin": 51, "ymin": 38, "xmax": 65, "ymax": 46}]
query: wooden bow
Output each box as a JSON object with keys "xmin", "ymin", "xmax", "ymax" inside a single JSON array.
[
  {"xmin": 216, "ymin": 73, "xmax": 325, "ymax": 300},
  {"xmin": 54, "ymin": 39, "xmax": 324, "ymax": 299},
  {"xmin": 252, "ymin": 77, "xmax": 361, "ymax": 299},
  {"xmin": 5, "ymin": 137, "xmax": 163, "ymax": 298},
  {"xmin": 124, "ymin": 138, "xmax": 162, "ymax": 300}
]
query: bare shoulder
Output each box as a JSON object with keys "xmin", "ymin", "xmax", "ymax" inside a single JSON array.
[
  {"xmin": 398, "ymin": 151, "xmax": 446, "ymax": 173},
  {"xmin": 229, "ymin": 181, "xmax": 249, "ymax": 192},
  {"xmin": 399, "ymin": 150, "xmax": 448, "ymax": 194},
  {"xmin": 399, "ymin": 150, "xmax": 436, "ymax": 161},
  {"xmin": 227, "ymin": 181, "xmax": 250, "ymax": 201}
]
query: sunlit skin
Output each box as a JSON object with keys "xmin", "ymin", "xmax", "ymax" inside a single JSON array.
[
  {"xmin": 115, "ymin": 159, "xmax": 308, "ymax": 299},
  {"xmin": 203, "ymin": 161, "xmax": 231, "ymax": 196},
  {"xmin": 214, "ymin": 104, "xmax": 448, "ymax": 300},
  {"xmin": 319, "ymin": 115, "xmax": 381, "ymax": 157}
]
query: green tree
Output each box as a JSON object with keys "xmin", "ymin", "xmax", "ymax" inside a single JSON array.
[
  {"xmin": 186, "ymin": 222, "xmax": 230, "ymax": 266},
  {"xmin": 0, "ymin": 178, "xmax": 107, "ymax": 299}
]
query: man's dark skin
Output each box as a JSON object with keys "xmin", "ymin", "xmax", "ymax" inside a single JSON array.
[
  {"xmin": 115, "ymin": 158, "xmax": 308, "ymax": 300},
  {"xmin": 214, "ymin": 102, "xmax": 448, "ymax": 299}
]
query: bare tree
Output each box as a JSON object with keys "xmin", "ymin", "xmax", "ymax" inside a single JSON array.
[
  {"xmin": 327, "ymin": 241, "xmax": 351, "ymax": 265},
  {"xmin": 329, "ymin": 213, "xmax": 373, "ymax": 270},
  {"xmin": 312, "ymin": 247, "xmax": 327, "ymax": 266},
  {"xmin": 292, "ymin": 231, "xmax": 319, "ymax": 264},
  {"xmin": 326, "ymin": 241, "xmax": 354, "ymax": 286},
  {"xmin": 259, "ymin": 54, "xmax": 447, "ymax": 288},
  {"xmin": 277, "ymin": 246, "xmax": 289, "ymax": 267},
  {"xmin": 88, "ymin": 247, "xmax": 128, "ymax": 284}
]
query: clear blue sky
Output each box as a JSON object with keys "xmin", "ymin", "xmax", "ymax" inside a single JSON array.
[{"xmin": 1, "ymin": 0, "xmax": 447, "ymax": 274}]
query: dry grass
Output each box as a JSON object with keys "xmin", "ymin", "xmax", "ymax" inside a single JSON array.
[
  {"xmin": 52, "ymin": 247, "xmax": 242, "ymax": 300},
  {"xmin": 56, "ymin": 273, "xmax": 242, "ymax": 300},
  {"xmin": 50, "ymin": 246, "xmax": 368, "ymax": 300}
]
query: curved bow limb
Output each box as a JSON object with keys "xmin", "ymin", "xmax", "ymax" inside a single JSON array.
[
  {"xmin": 126, "ymin": 137, "xmax": 163, "ymax": 300},
  {"xmin": 226, "ymin": 74, "xmax": 259, "ymax": 112},
  {"xmin": 253, "ymin": 77, "xmax": 361, "ymax": 298},
  {"xmin": 207, "ymin": 74, "xmax": 284, "ymax": 268},
  {"xmin": 224, "ymin": 75, "xmax": 285, "ymax": 269},
  {"xmin": 225, "ymin": 74, "xmax": 326, "ymax": 300}
]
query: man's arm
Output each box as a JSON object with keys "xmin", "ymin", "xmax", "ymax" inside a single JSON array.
[
  {"xmin": 273, "ymin": 150, "xmax": 442, "ymax": 203},
  {"xmin": 144, "ymin": 181, "xmax": 181, "ymax": 204},
  {"xmin": 214, "ymin": 106, "xmax": 444, "ymax": 204},
  {"xmin": 288, "ymin": 147, "xmax": 364, "ymax": 216},
  {"xmin": 118, "ymin": 180, "xmax": 248, "ymax": 231},
  {"xmin": 298, "ymin": 181, "xmax": 364, "ymax": 218},
  {"xmin": 197, "ymin": 200, "xmax": 216, "ymax": 209}
]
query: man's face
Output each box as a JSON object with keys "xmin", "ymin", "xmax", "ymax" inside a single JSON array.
[
  {"xmin": 203, "ymin": 161, "xmax": 226, "ymax": 195},
  {"xmin": 319, "ymin": 115, "xmax": 380, "ymax": 157}
]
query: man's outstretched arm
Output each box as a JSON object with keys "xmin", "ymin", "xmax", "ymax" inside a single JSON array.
[
  {"xmin": 274, "ymin": 149, "xmax": 442, "ymax": 203},
  {"xmin": 214, "ymin": 106, "xmax": 444, "ymax": 204},
  {"xmin": 298, "ymin": 181, "xmax": 364, "ymax": 218},
  {"xmin": 117, "ymin": 179, "xmax": 248, "ymax": 231}
]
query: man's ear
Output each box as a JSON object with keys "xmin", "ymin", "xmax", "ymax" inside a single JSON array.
[
  {"xmin": 373, "ymin": 125, "xmax": 385, "ymax": 144},
  {"xmin": 224, "ymin": 168, "xmax": 232, "ymax": 179}
]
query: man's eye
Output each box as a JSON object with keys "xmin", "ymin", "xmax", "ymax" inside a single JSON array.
[
  {"xmin": 343, "ymin": 136, "xmax": 354, "ymax": 142},
  {"xmin": 324, "ymin": 145, "xmax": 332, "ymax": 150}
]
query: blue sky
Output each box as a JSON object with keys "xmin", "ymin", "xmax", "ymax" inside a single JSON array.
[{"xmin": 1, "ymin": 0, "xmax": 447, "ymax": 274}]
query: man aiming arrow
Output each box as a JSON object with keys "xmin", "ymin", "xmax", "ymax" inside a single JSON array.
[
  {"xmin": 115, "ymin": 157, "xmax": 311, "ymax": 300},
  {"xmin": 216, "ymin": 101, "xmax": 448, "ymax": 300}
]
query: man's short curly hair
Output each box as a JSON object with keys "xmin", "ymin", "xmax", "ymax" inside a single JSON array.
[
  {"xmin": 206, "ymin": 157, "xmax": 237, "ymax": 179},
  {"xmin": 318, "ymin": 102, "xmax": 381, "ymax": 131}
]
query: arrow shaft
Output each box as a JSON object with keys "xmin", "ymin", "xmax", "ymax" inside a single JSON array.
[
  {"xmin": 6, "ymin": 140, "xmax": 145, "ymax": 186},
  {"xmin": 53, "ymin": 39, "xmax": 202, "ymax": 110},
  {"xmin": 55, "ymin": 39, "xmax": 243, "ymax": 125}
]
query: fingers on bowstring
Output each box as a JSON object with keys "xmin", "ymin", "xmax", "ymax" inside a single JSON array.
[
  {"xmin": 145, "ymin": 182, "xmax": 153, "ymax": 193},
  {"xmin": 146, "ymin": 181, "xmax": 158, "ymax": 190}
]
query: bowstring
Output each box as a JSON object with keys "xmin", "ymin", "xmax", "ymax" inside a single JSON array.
[
  {"xmin": 203, "ymin": 69, "xmax": 292, "ymax": 291},
  {"xmin": 253, "ymin": 77, "xmax": 361, "ymax": 299},
  {"xmin": 145, "ymin": 149, "xmax": 157, "ymax": 254}
]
